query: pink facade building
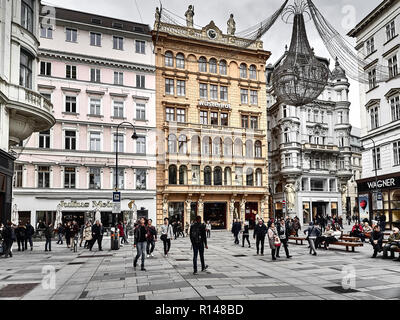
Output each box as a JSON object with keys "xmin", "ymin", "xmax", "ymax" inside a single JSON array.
[{"xmin": 12, "ymin": 7, "xmax": 156, "ymax": 227}]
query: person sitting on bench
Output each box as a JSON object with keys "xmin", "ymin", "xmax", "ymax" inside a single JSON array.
[
  {"xmin": 316, "ymin": 225, "xmax": 335, "ymax": 249},
  {"xmin": 370, "ymin": 225, "xmax": 383, "ymax": 258},
  {"xmin": 382, "ymin": 228, "xmax": 400, "ymax": 260},
  {"xmin": 350, "ymin": 222, "xmax": 365, "ymax": 242}
]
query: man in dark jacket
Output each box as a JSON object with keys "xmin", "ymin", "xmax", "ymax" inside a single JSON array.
[
  {"xmin": 276, "ymin": 218, "xmax": 292, "ymax": 259},
  {"xmin": 90, "ymin": 220, "xmax": 103, "ymax": 251},
  {"xmin": 44, "ymin": 223, "xmax": 53, "ymax": 252},
  {"xmin": 24, "ymin": 221, "xmax": 34, "ymax": 251},
  {"xmin": 231, "ymin": 219, "xmax": 241, "ymax": 245},
  {"xmin": 242, "ymin": 221, "xmax": 251, "ymax": 248},
  {"xmin": 370, "ymin": 225, "xmax": 383, "ymax": 258},
  {"xmin": 133, "ymin": 217, "xmax": 148, "ymax": 271},
  {"xmin": 2, "ymin": 221, "xmax": 14, "ymax": 258},
  {"xmin": 16, "ymin": 221, "xmax": 26, "ymax": 252},
  {"xmin": 253, "ymin": 219, "xmax": 267, "ymax": 255},
  {"xmin": 379, "ymin": 213, "xmax": 386, "ymax": 232},
  {"xmin": 190, "ymin": 216, "xmax": 208, "ymax": 275}
]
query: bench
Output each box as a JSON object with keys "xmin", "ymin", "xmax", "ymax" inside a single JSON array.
[
  {"xmin": 328, "ymin": 241, "xmax": 363, "ymax": 252},
  {"xmin": 340, "ymin": 236, "xmax": 361, "ymax": 242},
  {"xmin": 288, "ymin": 236, "xmax": 307, "ymax": 245}
]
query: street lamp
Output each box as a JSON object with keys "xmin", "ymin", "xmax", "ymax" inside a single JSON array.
[
  {"xmin": 362, "ymin": 137, "xmax": 379, "ymax": 222},
  {"xmin": 114, "ymin": 122, "xmax": 138, "ymax": 225}
]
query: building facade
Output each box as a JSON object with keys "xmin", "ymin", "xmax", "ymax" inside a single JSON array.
[
  {"xmin": 152, "ymin": 13, "xmax": 271, "ymax": 229},
  {"xmin": 266, "ymin": 57, "xmax": 354, "ymax": 224},
  {"xmin": 0, "ymin": 0, "xmax": 55, "ymax": 224},
  {"xmin": 348, "ymin": 0, "xmax": 400, "ymax": 228},
  {"xmin": 12, "ymin": 7, "xmax": 156, "ymax": 227}
]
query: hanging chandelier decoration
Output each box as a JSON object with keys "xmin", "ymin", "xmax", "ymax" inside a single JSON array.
[{"xmin": 272, "ymin": 1, "xmax": 329, "ymax": 106}]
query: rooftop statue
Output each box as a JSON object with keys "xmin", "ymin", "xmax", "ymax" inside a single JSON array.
[
  {"xmin": 227, "ymin": 14, "xmax": 236, "ymax": 35},
  {"xmin": 185, "ymin": 5, "xmax": 195, "ymax": 27}
]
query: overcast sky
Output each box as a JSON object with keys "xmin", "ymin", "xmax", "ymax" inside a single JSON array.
[{"xmin": 41, "ymin": 0, "xmax": 381, "ymax": 129}]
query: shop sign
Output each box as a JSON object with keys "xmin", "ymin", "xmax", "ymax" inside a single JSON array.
[
  {"xmin": 58, "ymin": 200, "xmax": 113, "ymax": 209},
  {"xmin": 358, "ymin": 194, "xmax": 370, "ymax": 221},
  {"xmin": 358, "ymin": 176, "xmax": 400, "ymax": 192},
  {"xmin": 199, "ymin": 101, "xmax": 231, "ymax": 110}
]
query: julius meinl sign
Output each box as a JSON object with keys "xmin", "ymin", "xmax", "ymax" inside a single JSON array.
[{"xmin": 58, "ymin": 200, "xmax": 113, "ymax": 209}]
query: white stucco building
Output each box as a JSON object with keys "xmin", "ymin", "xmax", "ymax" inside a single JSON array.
[
  {"xmin": 266, "ymin": 56, "xmax": 354, "ymax": 224},
  {"xmin": 12, "ymin": 6, "xmax": 156, "ymax": 228},
  {"xmin": 0, "ymin": 0, "xmax": 55, "ymax": 224},
  {"xmin": 348, "ymin": 0, "xmax": 400, "ymax": 227}
]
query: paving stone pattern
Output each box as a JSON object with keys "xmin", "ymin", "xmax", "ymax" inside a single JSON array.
[{"xmin": 0, "ymin": 227, "xmax": 400, "ymax": 300}]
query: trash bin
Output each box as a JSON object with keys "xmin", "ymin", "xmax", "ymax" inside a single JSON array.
[{"xmin": 110, "ymin": 228, "xmax": 120, "ymax": 250}]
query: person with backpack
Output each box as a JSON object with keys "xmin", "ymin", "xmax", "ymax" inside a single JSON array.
[
  {"xmin": 16, "ymin": 221, "xmax": 26, "ymax": 252},
  {"xmin": 160, "ymin": 218, "xmax": 174, "ymax": 257},
  {"xmin": 24, "ymin": 221, "xmax": 34, "ymax": 251},
  {"xmin": 253, "ymin": 219, "xmax": 267, "ymax": 255},
  {"xmin": 190, "ymin": 216, "xmax": 208, "ymax": 275},
  {"xmin": 146, "ymin": 219, "xmax": 157, "ymax": 258},
  {"xmin": 242, "ymin": 221, "xmax": 251, "ymax": 248},
  {"xmin": 133, "ymin": 217, "xmax": 148, "ymax": 271},
  {"xmin": 2, "ymin": 221, "xmax": 15, "ymax": 258}
]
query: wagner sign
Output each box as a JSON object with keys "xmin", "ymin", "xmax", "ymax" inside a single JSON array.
[
  {"xmin": 358, "ymin": 176, "xmax": 400, "ymax": 193},
  {"xmin": 199, "ymin": 101, "xmax": 231, "ymax": 110},
  {"xmin": 58, "ymin": 200, "xmax": 113, "ymax": 209}
]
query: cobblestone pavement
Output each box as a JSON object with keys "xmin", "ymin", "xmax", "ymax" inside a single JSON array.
[{"xmin": 0, "ymin": 228, "xmax": 400, "ymax": 300}]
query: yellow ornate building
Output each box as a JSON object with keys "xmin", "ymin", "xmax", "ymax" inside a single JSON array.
[{"xmin": 152, "ymin": 14, "xmax": 271, "ymax": 229}]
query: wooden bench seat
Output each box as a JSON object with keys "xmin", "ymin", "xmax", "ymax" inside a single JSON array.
[
  {"xmin": 328, "ymin": 241, "xmax": 363, "ymax": 252},
  {"xmin": 340, "ymin": 236, "xmax": 361, "ymax": 242},
  {"xmin": 288, "ymin": 236, "xmax": 307, "ymax": 245}
]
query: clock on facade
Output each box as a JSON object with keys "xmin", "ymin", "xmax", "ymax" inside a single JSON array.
[{"xmin": 207, "ymin": 29, "xmax": 217, "ymax": 40}]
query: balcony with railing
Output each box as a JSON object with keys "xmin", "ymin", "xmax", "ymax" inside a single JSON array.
[
  {"xmin": 302, "ymin": 143, "xmax": 339, "ymax": 153},
  {"xmin": 0, "ymin": 77, "xmax": 55, "ymax": 145}
]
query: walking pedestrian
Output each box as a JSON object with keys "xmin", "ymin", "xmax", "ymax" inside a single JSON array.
[
  {"xmin": 242, "ymin": 221, "xmax": 251, "ymax": 248},
  {"xmin": 276, "ymin": 219, "xmax": 292, "ymax": 259},
  {"xmin": 190, "ymin": 216, "xmax": 208, "ymax": 275},
  {"xmin": 65, "ymin": 222, "xmax": 71, "ymax": 248},
  {"xmin": 24, "ymin": 221, "xmax": 34, "ymax": 251},
  {"xmin": 253, "ymin": 219, "xmax": 267, "ymax": 255},
  {"xmin": 232, "ymin": 219, "xmax": 241, "ymax": 245},
  {"xmin": 160, "ymin": 218, "xmax": 174, "ymax": 257},
  {"xmin": 146, "ymin": 219, "xmax": 157, "ymax": 258},
  {"xmin": 16, "ymin": 221, "xmax": 26, "ymax": 252},
  {"xmin": 2, "ymin": 221, "xmax": 14, "ymax": 258},
  {"xmin": 117, "ymin": 221, "xmax": 125, "ymax": 246},
  {"xmin": 123, "ymin": 221, "xmax": 129, "ymax": 244},
  {"xmin": 89, "ymin": 220, "xmax": 103, "ymax": 251},
  {"xmin": 44, "ymin": 223, "xmax": 53, "ymax": 252},
  {"xmin": 267, "ymin": 223, "xmax": 279, "ymax": 261},
  {"xmin": 79, "ymin": 223, "xmax": 85, "ymax": 247},
  {"xmin": 293, "ymin": 217, "xmax": 301, "ymax": 237},
  {"xmin": 206, "ymin": 221, "xmax": 211, "ymax": 238},
  {"xmin": 70, "ymin": 221, "xmax": 79, "ymax": 251},
  {"xmin": 185, "ymin": 222, "xmax": 190, "ymax": 237},
  {"xmin": 56, "ymin": 223, "xmax": 64, "ymax": 245},
  {"xmin": 304, "ymin": 222, "xmax": 320, "ymax": 256},
  {"xmin": 133, "ymin": 217, "xmax": 148, "ymax": 271},
  {"xmin": 83, "ymin": 222, "xmax": 92, "ymax": 249},
  {"xmin": 370, "ymin": 225, "xmax": 383, "ymax": 258}
]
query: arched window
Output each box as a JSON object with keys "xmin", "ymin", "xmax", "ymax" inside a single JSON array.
[
  {"xmin": 224, "ymin": 167, "xmax": 232, "ymax": 186},
  {"xmin": 165, "ymin": 51, "xmax": 173, "ymax": 67},
  {"xmin": 245, "ymin": 140, "xmax": 253, "ymax": 158},
  {"xmin": 168, "ymin": 134, "xmax": 177, "ymax": 153},
  {"xmin": 204, "ymin": 166, "xmax": 212, "ymax": 185},
  {"xmin": 168, "ymin": 165, "xmax": 177, "ymax": 185},
  {"xmin": 214, "ymin": 167, "xmax": 222, "ymax": 186},
  {"xmin": 234, "ymin": 139, "xmax": 243, "ymax": 157},
  {"xmin": 191, "ymin": 135, "xmax": 200, "ymax": 155},
  {"xmin": 224, "ymin": 138, "xmax": 233, "ymax": 157},
  {"xmin": 178, "ymin": 135, "xmax": 187, "ymax": 154},
  {"xmin": 213, "ymin": 137, "xmax": 222, "ymax": 156},
  {"xmin": 176, "ymin": 53, "xmax": 185, "ymax": 69},
  {"xmin": 219, "ymin": 60, "xmax": 227, "ymax": 75},
  {"xmin": 255, "ymin": 169, "xmax": 262, "ymax": 186},
  {"xmin": 249, "ymin": 65, "xmax": 257, "ymax": 79},
  {"xmin": 179, "ymin": 165, "xmax": 188, "ymax": 185},
  {"xmin": 199, "ymin": 56, "xmax": 207, "ymax": 72},
  {"xmin": 202, "ymin": 137, "xmax": 211, "ymax": 156},
  {"xmin": 240, "ymin": 63, "xmax": 248, "ymax": 78},
  {"xmin": 255, "ymin": 141, "xmax": 262, "ymax": 158},
  {"xmin": 209, "ymin": 58, "xmax": 217, "ymax": 73},
  {"xmin": 246, "ymin": 168, "xmax": 254, "ymax": 186}
]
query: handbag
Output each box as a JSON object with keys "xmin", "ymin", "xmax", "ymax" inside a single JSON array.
[
  {"xmin": 160, "ymin": 234, "xmax": 167, "ymax": 242},
  {"xmin": 274, "ymin": 236, "xmax": 281, "ymax": 247}
]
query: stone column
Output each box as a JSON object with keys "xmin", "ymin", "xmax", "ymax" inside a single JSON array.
[{"xmin": 198, "ymin": 198, "xmax": 204, "ymax": 221}]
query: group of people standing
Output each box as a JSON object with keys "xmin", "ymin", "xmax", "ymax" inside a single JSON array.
[
  {"xmin": 1, "ymin": 220, "xmax": 37, "ymax": 258},
  {"xmin": 231, "ymin": 217, "xmax": 295, "ymax": 260}
]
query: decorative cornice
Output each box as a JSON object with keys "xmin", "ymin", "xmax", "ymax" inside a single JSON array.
[
  {"xmin": 86, "ymin": 90, "xmax": 105, "ymax": 96},
  {"xmin": 384, "ymin": 87, "xmax": 400, "ymax": 99},
  {"xmin": 61, "ymin": 87, "xmax": 81, "ymax": 93},
  {"xmin": 109, "ymin": 93, "xmax": 128, "ymax": 98},
  {"xmin": 382, "ymin": 44, "xmax": 400, "ymax": 58},
  {"xmin": 365, "ymin": 98, "xmax": 381, "ymax": 109},
  {"xmin": 132, "ymin": 95, "xmax": 150, "ymax": 101},
  {"xmin": 363, "ymin": 58, "xmax": 379, "ymax": 71}
]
